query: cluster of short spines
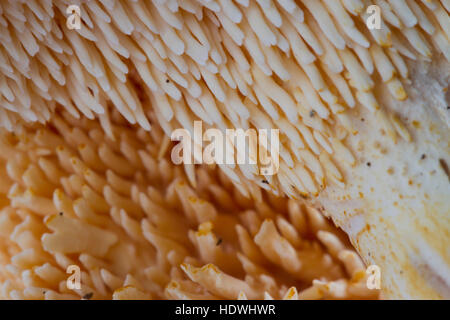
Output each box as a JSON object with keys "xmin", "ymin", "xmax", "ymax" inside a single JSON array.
[
  {"xmin": 0, "ymin": 110, "xmax": 378, "ymax": 299},
  {"xmin": 0, "ymin": 0, "xmax": 448, "ymax": 198}
]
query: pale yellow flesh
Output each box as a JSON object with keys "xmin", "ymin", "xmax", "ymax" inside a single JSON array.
[{"xmin": 315, "ymin": 58, "xmax": 450, "ymax": 299}]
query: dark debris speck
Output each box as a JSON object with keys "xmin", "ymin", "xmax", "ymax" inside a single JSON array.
[
  {"xmin": 439, "ymin": 159, "xmax": 449, "ymax": 181},
  {"xmin": 216, "ymin": 238, "xmax": 222, "ymax": 246},
  {"xmin": 59, "ymin": 212, "xmax": 63, "ymax": 216},
  {"xmin": 262, "ymin": 180, "xmax": 269, "ymax": 184},
  {"xmin": 83, "ymin": 292, "xmax": 93, "ymax": 300},
  {"xmin": 366, "ymin": 162, "xmax": 371, "ymax": 167}
]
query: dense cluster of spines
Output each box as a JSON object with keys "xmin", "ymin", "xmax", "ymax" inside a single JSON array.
[
  {"xmin": 0, "ymin": 0, "xmax": 448, "ymax": 198},
  {"xmin": 0, "ymin": 110, "xmax": 378, "ymax": 299}
]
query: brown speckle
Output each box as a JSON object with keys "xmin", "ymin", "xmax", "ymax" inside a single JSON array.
[
  {"xmin": 59, "ymin": 212, "xmax": 63, "ymax": 216},
  {"xmin": 216, "ymin": 238, "xmax": 222, "ymax": 246},
  {"xmin": 262, "ymin": 180, "xmax": 269, "ymax": 184},
  {"xmin": 439, "ymin": 159, "xmax": 449, "ymax": 181},
  {"xmin": 421, "ymin": 154, "xmax": 426, "ymax": 160},
  {"xmin": 83, "ymin": 292, "xmax": 93, "ymax": 300},
  {"xmin": 309, "ymin": 110, "xmax": 315, "ymax": 117},
  {"xmin": 366, "ymin": 162, "xmax": 371, "ymax": 167}
]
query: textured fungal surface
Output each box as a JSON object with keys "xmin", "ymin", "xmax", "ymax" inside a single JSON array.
[
  {"xmin": 0, "ymin": 0, "xmax": 449, "ymax": 300},
  {"xmin": 0, "ymin": 0, "xmax": 448, "ymax": 196},
  {"xmin": 0, "ymin": 110, "xmax": 379, "ymax": 300}
]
